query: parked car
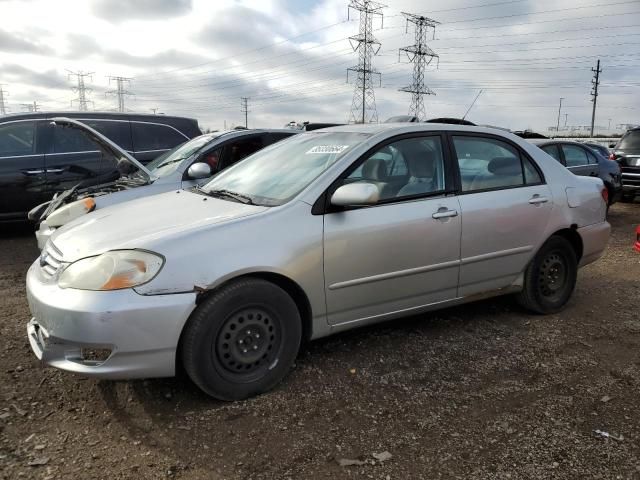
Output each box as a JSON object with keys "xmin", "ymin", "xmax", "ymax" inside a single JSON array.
[
  {"xmin": 529, "ymin": 139, "xmax": 622, "ymax": 206},
  {"xmin": 582, "ymin": 141, "xmax": 611, "ymax": 159},
  {"xmin": 0, "ymin": 111, "xmax": 201, "ymax": 222},
  {"xmin": 26, "ymin": 124, "xmax": 610, "ymax": 400},
  {"xmin": 30, "ymin": 118, "xmax": 298, "ymax": 249},
  {"xmin": 609, "ymin": 127, "xmax": 640, "ymax": 202}
]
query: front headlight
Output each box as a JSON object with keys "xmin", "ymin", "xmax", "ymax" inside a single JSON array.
[
  {"xmin": 46, "ymin": 198, "xmax": 96, "ymax": 228},
  {"xmin": 58, "ymin": 250, "xmax": 164, "ymax": 291}
]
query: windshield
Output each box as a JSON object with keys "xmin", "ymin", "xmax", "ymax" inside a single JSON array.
[
  {"xmin": 147, "ymin": 134, "xmax": 222, "ymax": 177},
  {"xmin": 618, "ymin": 131, "xmax": 640, "ymax": 150},
  {"xmin": 200, "ymin": 131, "xmax": 370, "ymax": 206}
]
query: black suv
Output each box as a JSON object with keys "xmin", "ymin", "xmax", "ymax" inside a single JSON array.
[
  {"xmin": 0, "ymin": 112, "xmax": 201, "ymax": 222},
  {"xmin": 610, "ymin": 127, "xmax": 640, "ymax": 202}
]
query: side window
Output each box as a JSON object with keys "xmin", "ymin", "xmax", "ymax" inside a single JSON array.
[
  {"xmin": 52, "ymin": 126, "xmax": 98, "ymax": 153},
  {"xmin": 541, "ymin": 144, "xmax": 562, "ymax": 163},
  {"xmin": 83, "ymin": 120, "xmax": 133, "ymax": 151},
  {"xmin": 586, "ymin": 150, "xmax": 598, "ymax": 164},
  {"xmin": 0, "ymin": 122, "xmax": 36, "ymax": 156},
  {"xmin": 561, "ymin": 145, "xmax": 589, "ymax": 167},
  {"xmin": 132, "ymin": 123, "xmax": 187, "ymax": 152},
  {"xmin": 344, "ymin": 136, "xmax": 445, "ymax": 202},
  {"xmin": 197, "ymin": 147, "xmax": 223, "ymax": 173},
  {"xmin": 453, "ymin": 135, "xmax": 531, "ymax": 192},
  {"xmin": 221, "ymin": 136, "xmax": 265, "ymax": 169}
]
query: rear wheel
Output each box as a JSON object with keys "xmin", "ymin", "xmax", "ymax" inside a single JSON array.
[
  {"xmin": 181, "ymin": 278, "xmax": 301, "ymax": 401},
  {"xmin": 517, "ymin": 236, "xmax": 578, "ymax": 314}
]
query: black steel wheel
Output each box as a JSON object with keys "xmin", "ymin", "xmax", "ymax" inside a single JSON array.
[
  {"xmin": 181, "ymin": 278, "xmax": 302, "ymax": 401},
  {"xmin": 517, "ymin": 236, "xmax": 578, "ymax": 314}
]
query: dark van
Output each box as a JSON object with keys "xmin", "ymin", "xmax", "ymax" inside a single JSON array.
[{"xmin": 0, "ymin": 112, "xmax": 201, "ymax": 222}]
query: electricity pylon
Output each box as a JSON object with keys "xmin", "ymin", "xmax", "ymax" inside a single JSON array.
[
  {"xmin": 106, "ymin": 76, "xmax": 133, "ymax": 112},
  {"xmin": 67, "ymin": 70, "xmax": 94, "ymax": 111}
]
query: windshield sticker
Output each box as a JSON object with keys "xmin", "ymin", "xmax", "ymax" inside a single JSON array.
[{"xmin": 306, "ymin": 145, "xmax": 350, "ymax": 154}]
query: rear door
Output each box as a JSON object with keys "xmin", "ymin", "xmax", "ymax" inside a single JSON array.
[
  {"xmin": 451, "ymin": 133, "xmax": 553, "ymax": 297},
  {"xmin": 0, "ymin": 120, "xmax": 47, "ymax": 219},
  {"xmin": 131, "ymin": 121, "xmax": 190, "ymax": 163},
  {"xmin": 561, "ymin": 144, "xmax": 598, "ymax": 178}
]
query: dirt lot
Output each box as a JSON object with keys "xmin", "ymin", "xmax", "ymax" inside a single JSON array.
[{"xmin": 1, "ymin": 203, "xmax": 639, "ymax": 480}]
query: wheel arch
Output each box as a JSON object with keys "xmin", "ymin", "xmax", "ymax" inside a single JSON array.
[{"xmin": 549, "ymin": 225, "xmax": 583, "ymax": 262}]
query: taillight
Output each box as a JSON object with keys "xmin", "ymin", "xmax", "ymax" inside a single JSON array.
[
  {"xmin": 601, "ymin": 187, "xmax": 609, "ymax": 205},
  {"xmin": 609, "ymin": 153, "xmax": 617, "ymax": 161}
]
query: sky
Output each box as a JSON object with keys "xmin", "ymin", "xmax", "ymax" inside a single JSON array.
[{"xmin": 0, "ymin": 0, "xmax": 638, "ymax": 133}]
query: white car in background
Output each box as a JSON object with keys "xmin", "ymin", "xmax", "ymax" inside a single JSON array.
[{"xmin": 30, "ymin": 118, "xmax": 297, "ymax": 249}]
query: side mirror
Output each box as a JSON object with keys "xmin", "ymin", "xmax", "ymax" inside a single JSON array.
[
  {"xmin": 187, "ymin": 162, "xmax": 212, "ymax": 179},
  {"xmin": 609, "ymin": 143, "xmax": 616, "ymax": 148},
  {"xmin": 331, "ymin": 182, "xmax": 380, "ymax": 207}
]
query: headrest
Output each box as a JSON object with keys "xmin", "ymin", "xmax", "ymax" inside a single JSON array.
[
  {"xmin": 488, "ymin": 157, "xmax": 522, "ymax": 176},
  {"xmin": 404, "ymin": 147, "xmax": 436, "ymax": 178},
  {"xmin": 362, "ymin": 158, "xmax": 388, "ymax": 181}
]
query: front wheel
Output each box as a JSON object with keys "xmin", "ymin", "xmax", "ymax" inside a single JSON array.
[
  {"xmin": 181, "ymin": 278, "xmax": 302, "ymax": 401},
  {"xmin": 517, "ymin": 236, "xmax": 578, "ymax": 314}
]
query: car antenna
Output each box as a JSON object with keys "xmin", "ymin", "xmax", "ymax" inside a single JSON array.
[{"xmin": 462, "ymin": 89, "xmax": 482, "ymax": 121}]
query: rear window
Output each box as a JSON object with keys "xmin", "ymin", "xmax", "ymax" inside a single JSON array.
[
  {"xmin": 618, "ymin": 131, "xmax": 640, "ymax": 150},
  {"xmin": 132, "ymin": 122, "xmax": 188, "ymax": 152},
  {"xmin": 82, "ymin": 120, "xmax": 132, "ymax": 151}
]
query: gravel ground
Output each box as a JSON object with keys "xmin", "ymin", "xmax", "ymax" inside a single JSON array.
[{"xmin": 1, "ymin": 203, "xmax": 639, "ymax": 480}]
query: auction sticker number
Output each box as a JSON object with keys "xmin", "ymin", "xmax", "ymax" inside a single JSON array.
[{"xmin": 306, "ymin": 145, "xmax": 350, "ymax": 154}]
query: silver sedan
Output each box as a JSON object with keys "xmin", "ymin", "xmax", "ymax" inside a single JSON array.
[{"xmin": 26, "ymin": 123, "xmax": 610, "ymax": 400}]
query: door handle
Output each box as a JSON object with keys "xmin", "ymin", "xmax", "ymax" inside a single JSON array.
[
  {"xmin": 529, "ymin": 195, "xmax": 549, "ymax": 205},
  {"xmin": 432, "ymin": 209, "xmax": 458, "ymax": 219},
  {"xmin": 45, "ymin": 168, "xmax": 65, "ymax": 173},
  {"xmin": 22, "ymin": 169, "xmax": 45, "ymax": 175}
]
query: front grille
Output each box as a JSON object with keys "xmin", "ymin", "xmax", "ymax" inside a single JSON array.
[
  {"xmin": 39, "ymin": 242, "xmax": 65, "ymax": 279},
  {"xmin": 621, "ymin": 164, "xmax": 640, "ymax": 187}
]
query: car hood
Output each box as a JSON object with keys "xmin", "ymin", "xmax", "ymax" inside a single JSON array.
[{"xmin": 50, "ymin": 190, "xmax": 268, "ymax": 261}]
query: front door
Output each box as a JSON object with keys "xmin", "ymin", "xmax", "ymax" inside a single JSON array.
[
  {"xmin": 451, "ymin": 134, "xmax": 553, "ymax": 297},
  {"xmin": 0, "ymin": 120, "xmax": 47, "ymax": 220},
  {"xmin": 323, "ymin": 134, "xmax": 461, "ymax": 326}
]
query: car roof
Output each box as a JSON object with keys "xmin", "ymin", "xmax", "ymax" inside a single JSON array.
[
  {"xmin": 0, "ymin": 111, "xmax": 197, "ymax": 122},
  {"xmin": 527, "ymin": 139, "xmax": 584, "ymax": 146},
  {"xmin": 310, "ymin": 122, "xmax": 516, "ymax": 137}
]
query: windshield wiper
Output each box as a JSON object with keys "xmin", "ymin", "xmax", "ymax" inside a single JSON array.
[{"xmin": 206, "ymin": 189, "xmax": 255, "ymax": 205}]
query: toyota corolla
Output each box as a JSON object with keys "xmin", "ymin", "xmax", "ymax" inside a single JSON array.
[{"xmin": 26, "ymin": 124, "xmax": 610, "ymax": 400}]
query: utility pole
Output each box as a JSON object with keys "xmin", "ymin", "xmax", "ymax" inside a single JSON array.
[
  {"xmin": 106, "ymin": 76, "xmax": 133, "ymax": 112},
  {"xmin": 398, "ymin": 12, "xmax": 439, "ymax": 121},
  {"xmin": 590, "ymin": 59, "xmax": 602, "ymax": 137},
  {"xmin": 240, "ymin": 97, "xmax": 249, "ymax": 128},
  {"xmin": 347, "ymin": 0, "xmax": 385, "ymax": 124},
  {"xmin": 564, "ymin": 113, "xmax": 568, "ymax": 127},
  {"xmin": 67, "ymin": 70, "xmax": 94, "ymax": 111},
  {"xmin": 21, "ymin": 101, "xmax": 40, "ymax": 112},
  {"xmin": 0, "ymin": 85, "xmax": 8, "ymax": 115},
  {"xmin": 556, "ymin": 97, "xmax": 564, "ymax": 135},
  {"xmin": 608, "ymin": 118, "xmax": 612, "ymax": 131}
]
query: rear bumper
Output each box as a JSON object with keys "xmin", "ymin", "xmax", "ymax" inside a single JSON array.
[
  {"xmin": 577, "ymin": 221, "xmax": 611, "ymax": 267},
  {"xmin": 26, "ymin": 261, "xmax": 197, "ymax": 379}
]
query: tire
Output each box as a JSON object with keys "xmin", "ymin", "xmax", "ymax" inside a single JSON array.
[
  {"xmin": 516, "ymin": 236, "xmax": 578, "ymax": 314},
  {"xmin": 181, "ymin": 278, "xmax": 302, "ymax": 401}
]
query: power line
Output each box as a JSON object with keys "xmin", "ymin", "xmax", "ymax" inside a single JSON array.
[
  {"xmin": 20, "ymin": 101, "xmax": 41, "ymax": 112},
  {"xmin": 398, "ymin": 12, "xmax": 439, "ymax": 121},
  {"xmin": 590, "ymin": 59, "xmax": 602, "ymax": 136},
  {"xmin": 106, "ymin": 76, "xmax": 133, "ymax": 112},
  {"xmin": 347, "ymin": 0, "xmax": 386, "ymax": 124},
  {"xmin": 241, "ymin": 97, "xmax": 249, "ymax": 128},
  {"xmin": 67, "ymin": 70, "xmax": 94, "ymax": 111},
  {"xmin": 0, "ymin": 85, "xmax": 8, "ymax": 115}
]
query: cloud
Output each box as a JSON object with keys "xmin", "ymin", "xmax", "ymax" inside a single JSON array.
[
  {"xmin": 0, "ymin": 28, "xmax": 52, "ymax": 55},
  {"xmin": 0, "ymin": 63, "xmax": 68, "ymax": 89},
  {"xmin": 91, "ymin": 0, "xmax": 192, "ymax": 23}
]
